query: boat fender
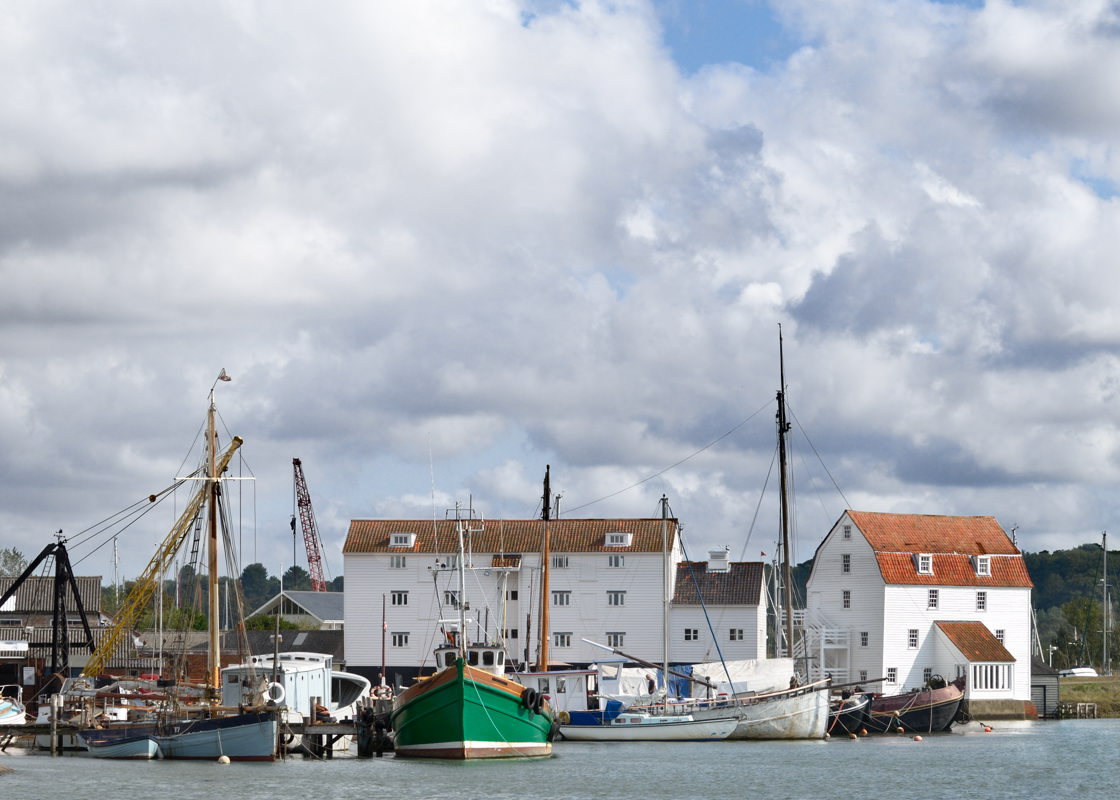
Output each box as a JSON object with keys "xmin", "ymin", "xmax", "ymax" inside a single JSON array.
[
  {"xmin": 521, "ymin": 688, "xmax": 538, "ymax": 712},
  {"xmin": 532, "ymin": 692, "xmax": 545, "ymax": 714},
  {"xmin": 557, "ymin": 710, "xmax": 571, "ymax": 725},
  {"xmin": 372, "ymin": 685, "xmax": 394, "ymax": 700},
  {"xmin": 266, "ymin": 681, "xmax": 286, "ymax": 704}
]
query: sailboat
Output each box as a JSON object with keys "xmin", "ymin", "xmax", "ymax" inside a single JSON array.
[
  {"xmin": 77, "ymin": 372, "xmax": 278, "ymax": 760},
  {"xmin": 389, "ymin": 502, "xmax": 554, "ymax": 759}
]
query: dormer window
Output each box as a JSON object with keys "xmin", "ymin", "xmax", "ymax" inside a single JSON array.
[
  {"xmin": 916, "ymin": 553, "xmax": 933, "ymax": 575},
  {"xmin": 975, "ymin": 555, "xmax": 991, "ymax": 577},
  {"xmin": 606, "ymin": 531, "xmax": 632, "ymax": 547},
  {"xmin": 390, "ymin": 532, "xmax": 416, "ymax": 548}
]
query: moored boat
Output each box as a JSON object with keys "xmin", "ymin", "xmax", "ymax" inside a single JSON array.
[
  {"xmin": 866, "ymin": 675, "xmax": 965, "ymax": 733},
  {"xmin": 559, "ymin": 711, "xmax": 735, "ymax": 741},
  {"xmin": 827, "ymin": 690, "xmax": 871, "ymax": 736},
  {"xmin": 0, "ymin": 686, "xmax": 27, "ymax": 726},
  {"xmin": 77, "ymin": 726, "xmax": 160, "ymax": 760}
]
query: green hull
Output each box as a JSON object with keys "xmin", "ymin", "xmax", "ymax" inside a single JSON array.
[{"xmin": 390, "ymin": 660, "xmax": 553, "ymax": 758}]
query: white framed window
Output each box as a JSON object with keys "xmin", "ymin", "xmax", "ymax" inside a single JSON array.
[
  {"xmin": 390, "ymin": 532, "xmax": 416, "ymax": 547},
  {"xmin": 908, "ymin": 629, "xmax": 919, "ymax": 648},
  {"xmin": 923, "ymin": 667, "xmax": 932, "ymax": 684},
  {"xmin": 859, "ymin": 670, "xmax": 868, "ymax": 683},
  {"xmin": 975, "ymin": 555, "xmax": 991, "ymax": 576},
  {"xmin": 391, "ymin": 590, "xmax": 408, "ymax": 606},
  {"xmin": 506, "ymin": 589, "xmax": 518, "ymax": 601},
  {"xmin": 503, "ymin": 628, "xmax": 519, "ymax": 639},
  {"xmin": 995, "ymin": 629, "xmax": 1005, "ymax": 643},
  {"xmin": 391, "ymin": 632, "xmax": 409, "ymax": 647},
  {"xmin": 553, "ymin": 591, "xmax": 571, "ymax": 606},
  {"xmin": 608, "ymin": 554, "xmax": 625, "ymax": 568},
  {"xmin": 606, "ymin": 532, "xmax": 633, "ymax": 547},
  {"xmin": 607, "ymin": 590, "xmax": 626, "ymax": 606},
  {"xmin": 928, "ymin": 589, "xmax": 939, "ymax": 609},
  {"xmin": 684, "ymin": 628, "xmax": 699, "ymax": 641},
  {"xmin": 976, "ymin": 591, "xmax": 987, "ymax": 611},
  {"xmin": 606, "ymin": 632, "xmax": 625, "ymax": 647},
  {"xmin": 553, "ymin": 632, "xmax": 572, "ymax": 648},
  {"xmin": 443, "ymin": 590, "xmax": 459, "ymax": 607},
  {"xmin": 841, "ymin": 553, "xmax": 851, "ymax": 574},
  {"xmin": 842, "ymin": 590, "xmax": 851, "ymax": 609},
  {"xmin": 860, "ymin": 631, "xmax": 869, "ymax": 647},
  {"xmin": 389, "ymin": 555, "xmax": 407, "ymax": 569},
  {"xmin": 886, "ymin": 667, "xmax": 897, "ymax": 683},
  {"xmin": 556, "ymin": 677, "xmax": 567, "ymax": 693},
  {"xmin": 552, "ymin": 555, "xmax": 569, "ymax": 569},
  {"xmin": 729, "ymin": 628, "xmax": 744, "ymax": 641},
  {"xmin": 971, "ymin": 663, "xmax": 1012, "ymax": 690},
  {"xmin": 916, "ymin": 553, "xmax": 933, "ymax": 575},
  {"xmin": 843, "ymin": 524, "xmax": 852, "ymax": 539}
]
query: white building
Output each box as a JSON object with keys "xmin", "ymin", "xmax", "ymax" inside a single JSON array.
[
  {"xmin": 803, "ymin": 510, "xmax": 1034, "ymax": 711},
  {"xmin": 342, "ymin": 516, "xmax": 766, "ymax": 687}
]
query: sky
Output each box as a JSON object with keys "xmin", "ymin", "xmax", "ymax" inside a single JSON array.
[{"xmin": 3, "ymin": 0, "xmax": 1120, "ymax": 586}]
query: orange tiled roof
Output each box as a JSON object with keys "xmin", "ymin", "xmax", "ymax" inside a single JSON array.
[
  {"xmin": 847, "ymin": 510, "xmax": 1033, "ymax": 588},
  {"xmin": 935, "ymin": 621, "xmax": 1015, "ymax": 662},
  {"xmin": 672, "ymin": 561, "xmax": 763, "ymax": 605},
  {"xmin": 342, "ymin": 518, "xmax": 678, "ymax": 554}
]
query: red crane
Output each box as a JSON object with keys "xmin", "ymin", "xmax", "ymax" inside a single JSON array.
[{"xmin": 292, "ymin": 457, "xmax": 328, "ymax": 591}]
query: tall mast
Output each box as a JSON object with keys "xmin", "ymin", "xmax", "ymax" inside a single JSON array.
[
  {"xmin": 206, "ymin": 385, "xmax": 221, "ymax": 692},
  {"xmin": 777, "ymin": 327, "xmax": 795, "ymax": 661},
  {"xmin": 536, "ymin": 466, "xmax": 551, "ymax": 672},
  {"xmin": 1104, "ymin": 531, "xmax": 1109, "ymax": 676},
  {"xmin": 661, "ymin": 494, "xmax": 670, "ymax": 698}
]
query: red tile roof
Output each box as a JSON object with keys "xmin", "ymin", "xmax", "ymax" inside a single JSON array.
[
  {"xmin": 847, "ymin": 510, "xmax": 1033, "ymax": 588},
  {"xmin": 672, "ymin": 562, "xmax": 764, "ymax": 605},
  {"xmin": 935, "ymin": 621, "xmax": 1015, "ymax": 662},
  {"xmin": 343, "ymin": 518, "xmax": 678, "ymax": 554}
]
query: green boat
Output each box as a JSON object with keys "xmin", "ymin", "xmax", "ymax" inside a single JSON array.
[{"xmin": 391, "ymin": 643, "xmax": 554, "ymax": 758}]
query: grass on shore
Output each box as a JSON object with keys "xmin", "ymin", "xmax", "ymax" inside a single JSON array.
[{"xmin": 1059, "ymin": 675, "xmax": 1120, "ymax": 717}]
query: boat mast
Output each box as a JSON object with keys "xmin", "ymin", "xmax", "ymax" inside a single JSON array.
[
  {"xmin": 536, "ymin": 466, "xmax": 551, "ymax": 672},
  {"xmin": 661, "ymin": 494, "xmax": 670, "ymax": 699},
  {"xmin": 776, "ymin": 327, "xmax": 795, "ymax": 662},
  {"xmin": 207, "ymin": 382, "xmax": 221, "ymax": 693},
  {"xmin": 1104, "ymin": 531, "xmax": 1109, "ymax": 676},
  {"xmin": 456, "ymin": 504, "xmax": 467, "ymax": 658}
]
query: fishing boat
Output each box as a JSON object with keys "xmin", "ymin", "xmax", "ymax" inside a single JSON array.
[
  {"xmin": 76, "ymin": 372, "xmax": 278, "ymax": 761},
  {"xmin": 76, "ymin": 726, "xmax": 161, "ymax": 759},
  {"xmin": 389, "ymin": 504, "xmax": 554, "ymax": 759},
  {"xmin": 866, "ymin": 674, "xmax": 965, "ymax": 733},
  {"xmin": 559, "ymin": 711, "xmax": 735, "ymax": 741}
]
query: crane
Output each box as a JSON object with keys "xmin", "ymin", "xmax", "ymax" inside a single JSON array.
[{"xmin": 292, "ymin": 457, "xmax": 328, "ymax": 591}]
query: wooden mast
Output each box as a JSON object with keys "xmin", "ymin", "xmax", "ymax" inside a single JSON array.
[
  {"xmin": 206, "ymin": 383, "xmax": 222, "ymax": 693},
  {"xmin": 661, "ymin": 494, "xmax": 670, "ymax": 699},
  {"xmin": 536, "ymin": 466, "xmax": 551, "ymax": 672},
  {"xmin": 777, "ymin": 327, "xmax": 795, "ymax": 662}
]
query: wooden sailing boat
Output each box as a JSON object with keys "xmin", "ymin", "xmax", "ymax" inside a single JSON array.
[
  {"xmin": 78, "ymin": 371, "xmax": 278, "ymax": 760},
  {"xmin": 389, "ymin": 497, "xmax": 554, "ymax": 758}
]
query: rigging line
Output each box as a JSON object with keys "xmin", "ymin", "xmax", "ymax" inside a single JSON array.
[
  {"xmin": 564, "ymin": 398, "xmax": 774, "ymax": 515},
  {"xmin": 735, "ymin": 445, "xmax": 777, "ymax": 564},
  {"xmin": 68, "ymin": 478, "xmax": 199, "ymax": 564},
  {"xmin": 787, "ymin": 402, "xmax": 851, "ymax": 510}
]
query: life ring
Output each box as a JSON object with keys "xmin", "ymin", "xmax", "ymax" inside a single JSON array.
[
  {"xmin": 372, "ymin": 685, "xmax": 394, "ymax": 700},
  {"xmin": 521, "ymin": 688, "xmax": 539, "ymax": 712},
  {"xmin": 71, "ymin": 679, "xmax": 93, "ymax": 692},
  {"xmin": 266, "ymin": 681, "xmax": 286, "ymax": 704},
  {"xmin": 557, "ymin": 710, "xmax": 570, "ymax": 725}
]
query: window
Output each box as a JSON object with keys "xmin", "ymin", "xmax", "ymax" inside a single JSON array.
[
  {"xmin": 917, "ymin": 553, "xmax": 933, "ymax": 575},
  {"xmin": 391, "ymin": 632, "xmax": 409, "ymax": 647},
  {"xmin": 842, "ymin": 590, "xmax": 851, "ymax": 609},
  {"xmin": 389, "ymin": 555, "xmax": 407, "ymax": 569},
  {"xmin": 391, "ymin": 590, "xmax": 408, "ymax": 606},
  {"xmin": 538, "ymin": 678, "xmax": 549, "ymax": 694},
  {"xmin": 503, "ymin": 628, "xmax": 519, "ymax": 639},
  {"xmin": 908, "ymin": 629, "xmax": 919, "ymax": 649},
  {"xmin": 841, "ymin": 553, "xmax": 851, "ymax": 574},
  {"xmin": 443, "ymin": 590, "xmax": 459, "ymax": 607},
  {"xmin": 684, "ymin": 628, "xmax": 699, "ymax": 641},
  {"xmin": 606, "ymin": 632, "xmax": 625, "ymax": 647},
  {"xmin": 390, "ymin": 532, "xmax": 416, "ymax": 547},
  {"xmin": 975, "ymin": 555, "xmax": 991, "ymax": 576},
  {"xmin": 556, "ymin": 677, "xmax": 567, "ymax": 693},
  {"xmin": 843, "ymin": 524, "xmax": 852, "ymax": 540},
  {"xmin": 928, "ymin": 589, "xmax": 939, "ymax": 609},
  {"xmin": 606, "ymin": 532, "xmax": 632, "ymax": 547},
  {"xmin": 553, "ymin": 632, "xmax": 572, "ymax": 648},
  {"xmin": 923, "ymin": 667, "xmax": 932, "ymax": 684},
  {"xmin": 506, "ymin": 590, "xmax": 519, "ymax": 601},
  {"xmin": 860, "ymin": 631, "xmax": 869, "ymax": 647},
  {"xmin": 552, "ymin": 555, "xmax": 569, "ymax": 569},
  {"xmin": 729, "ymin": 628, "xmax": 744, "ymax": 641},
  {"xmin": 553, "ymin": 591, "xmax": 571, "ymax": 606},
  {"xmin": 886, "ymin": 667, "xmax": 897, "ymax": 683},
  {"xmin": 608, "ymin": 554, "xmax": 625, "ymax": 568},
  {"xmin": 859, "ymin": 670, "xmax": 868, "ymax": 683},
  {"xmin": 976, "ymin": 591, "xmax": 987, "ymax": 611},
  {"xmin": 607, "ymin": 590, "xmax": 626, "ymax": 606},
  {"xmin": 971, "ymin": 663, "xmax": 1012, "ymax": 691},
  {"xmin": 995, "ymin": 629, "xmax": 1005, "ymax": 643}
]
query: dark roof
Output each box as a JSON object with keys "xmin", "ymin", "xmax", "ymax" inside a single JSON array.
[
  {"xmin": 279, "ymin": 591, "xmax": 344, "ymax": 621},
  {"xmin": 935, "ymin": 621, "xmax": 1015, "ymax": 662},
  {"xmin": 672, "ymin": 561, "xmax": 764, "ymax": 605},
  {"xmin": 0, "ymin": 575, "xmax": 102, "ymax": 613},
  {"xmin": 343, "ymin": 518, "xmax": 679, "ymax": 554}
]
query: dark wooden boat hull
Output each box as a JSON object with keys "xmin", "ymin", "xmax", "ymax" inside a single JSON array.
[
  {"xmin": 828, "ymin": 693, "xmax": 871, "ymax": 735},
  {"xmin": 867, "ymin": 677, "xmax": 964, "ymax": 733}
]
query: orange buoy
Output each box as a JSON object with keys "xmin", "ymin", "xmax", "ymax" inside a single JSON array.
[
  {"xmin": 913, "ymin": 735, "xmax": 923, "ymax": 742},
  {"xmin": 848, "ymin": 732, "xmax": 857, "ymax": 739}
]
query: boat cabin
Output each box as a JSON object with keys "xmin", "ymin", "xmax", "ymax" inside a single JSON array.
[{"xmin": 435, "ymin": 642, "xmax": 507, "ymax": 677}]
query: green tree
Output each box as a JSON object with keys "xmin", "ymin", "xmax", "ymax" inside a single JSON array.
[
  {"xmin": 244, "ymin": 614, "xmax": 298, "ymax": 631},
  {"xmin": 282, "ymin": 565, "xmax": 312, "ymax": 591},
  {"xmin": 1, "ymin": 546, "xmax": 27, "ymax": 576}
]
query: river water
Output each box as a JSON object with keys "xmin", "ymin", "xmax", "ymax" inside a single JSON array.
[{"xmin": 2, "ymin": 719, "xmax": 1116, "ymax": 800}]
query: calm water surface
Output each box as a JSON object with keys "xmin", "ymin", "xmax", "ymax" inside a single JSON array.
[{"xmin": 2, "ymin": 719, "xmax": 1116, "ymax": 800}]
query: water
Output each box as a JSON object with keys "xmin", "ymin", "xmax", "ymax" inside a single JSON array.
[{"xmin": 3, "ymin": 719, "xmax": 1117, "ymax": 800}]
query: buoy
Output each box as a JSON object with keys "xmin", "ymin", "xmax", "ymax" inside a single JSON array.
[
  {"xmin": 913, "ymin": 735, "xmax": 923, "ymax": 742},
  {"xmin": 848, "ymin": 732, "xmax": 857, "ymax": 740},
  {"xmin": 217, "ymin": 755, "xmax": 231, "ymax": 764},
  {"xmin": 860, "ymin": 728, "xmax": 868, "ymax": 736},
  {"xmin": 984, "ymin": 726, "xmax": 992, "ymax": 732},
  {"xmin": 897, "ymin": 726, "xmax": 905, "ymax": 734}
]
